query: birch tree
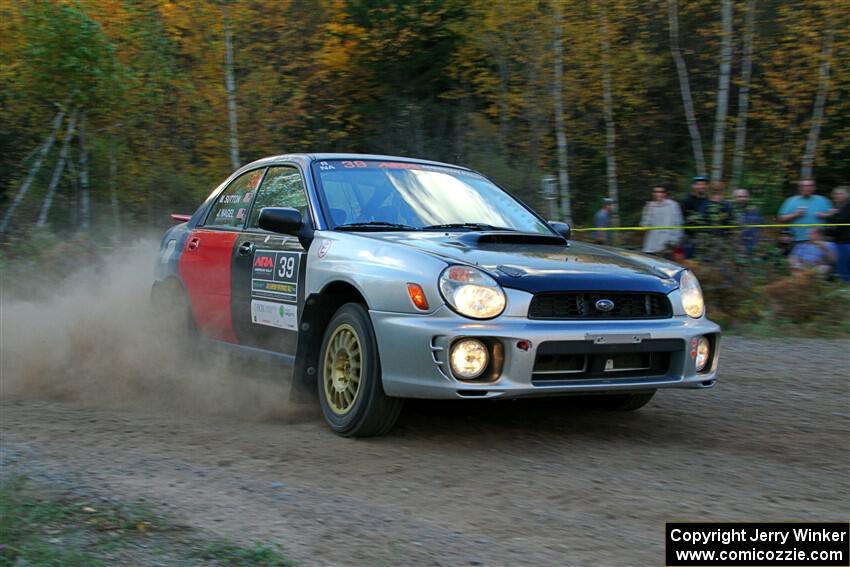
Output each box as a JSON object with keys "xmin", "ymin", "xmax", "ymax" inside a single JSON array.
[
  {"xmin": 78, "ymin": 111, "xmax": 91, "ymax": 230},
  {"xmin": 730, "ymin": 0, "xmax": 756, "ymax": 189},
  {"xmin": 109, "ymin": 141, "xmax": 120, "ymax": 238},
  {"xmin": 709, "ymin": 0, "xmax": 733, "ymax": 184},
  {"xmin": 37, "ymin": 109, "xmax": 79, "ymax": 227},
  {"xmin": 552, "ymin": 1, "xmax": 572, "ymax": 224},
  {"xmin": 223, "ymin": 1, "xmax": 240, "ymax": 170},
  {"xmin": 600, "ymin": 5, "xmax": 619, "ymax": 228},
  {"xmin": 0, "ymin": 108, "xmax": 66, "ymax": 234},
  {"xmin": 668, "ymin": 0, "xmax": 706, "ymax": 177},
  {"xmin": 800, "ymin": 27, "xmax": 834, "ymax": 181}
]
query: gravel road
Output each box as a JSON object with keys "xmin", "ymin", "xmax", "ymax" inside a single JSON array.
[{"xmin": 2, "ymin": 337, "xmax": 848, "ymax": 566}]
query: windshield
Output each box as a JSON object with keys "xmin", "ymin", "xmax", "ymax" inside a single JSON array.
[{"xmin": 312, "ymin": 159, "xmax": 552, "ymax": 234}]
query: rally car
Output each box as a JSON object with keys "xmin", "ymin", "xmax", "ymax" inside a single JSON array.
[{"xmin": 153, "ymin": 154, "xmax": 720, "ymax": 436}]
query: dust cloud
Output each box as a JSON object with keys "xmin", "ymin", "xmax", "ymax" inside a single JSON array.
[{"xmin": 0, "ymin": 237, "xmax": 304, "ymax": 421}]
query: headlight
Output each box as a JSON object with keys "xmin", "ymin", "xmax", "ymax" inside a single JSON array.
[
  {"xmin": 439, "ymin": 266, "xmax": 506, "ymax": 319},
  {"xmin": 450, "ymin": 338, "xmax": 489, "ymax": 379},
  {"xmin": 679, "ymin": 270, "xmax": 705, "ymax": 318}
]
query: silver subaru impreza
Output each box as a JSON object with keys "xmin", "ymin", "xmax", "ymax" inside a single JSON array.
[{"xmin": 153, "ymin": 153, "xmax": 720, "ymax": 436}]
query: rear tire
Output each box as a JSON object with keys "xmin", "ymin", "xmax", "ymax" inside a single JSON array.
[
  {"xmin": 150, "ymin": 278, "xmax": 197, "ymax": 344},
  {"xmin": 591, "ymin": 391, "xmax": 656, "ymax": 411},
  {"xmin": 317, "ymin": 303, "xmax": 403, "ymax": 437},
  {"xmin": 151, "ymin": 278, "xmax": 198, "ymax": 336}
]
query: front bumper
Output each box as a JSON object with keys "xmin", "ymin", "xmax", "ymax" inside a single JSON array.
[{"xmin": 371, "ymin": 305, "xmax": 720, "ymax": 399}]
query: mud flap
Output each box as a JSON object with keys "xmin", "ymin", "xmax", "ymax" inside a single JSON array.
[{"xmin": 288, "ymin": 323, "xmax": 319, "ymax": 404}]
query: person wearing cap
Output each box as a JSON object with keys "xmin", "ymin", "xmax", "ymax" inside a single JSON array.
[
  {"xmin": 704, "ymin": 181, "xmax": 734, "ymax": 226},
  {"xmin": 681, "ymin": 175, "xmax": 709, "ymax": 221},
  {"xmin": 641, "ymin": 186, "xmax": 683, "ymax": 255},
  {"xmin": 680, "ymin": 175, "xmax": 710, "ymax": 257},
  {"xmin": 593, "ymin": 198, "xmax": 614, "ymax": 244},
  {"xmin": 778, "ymin": 179, "xmax": 832, "ymax": 243},
  {"xmin": 733, "ymin": 188, "xmax": 763, "ymax": 253}
]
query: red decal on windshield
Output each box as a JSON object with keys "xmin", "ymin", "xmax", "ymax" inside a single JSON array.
[{"xmin": 377, "ymin": 162, "xmax": 417, "ymax": 169}]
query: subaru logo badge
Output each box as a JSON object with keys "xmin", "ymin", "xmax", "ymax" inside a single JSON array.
[{"xmin": 595, "ymin": 299, "xmax": 615, "ymax": 312}]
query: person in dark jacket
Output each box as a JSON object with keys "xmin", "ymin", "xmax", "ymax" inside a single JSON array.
[
  {"xmin": 704, "ymin": 182, "xmax": 734, "ymax": 226},
  {"xmin": 733, "ymin": 188, "xmax": 763, "ymax": 253},
  {"xmin": 680, "ymin": 175, "xmax": 709, "ymax": 258},
  {"xmin": 826, "ymin": 185, "xmax": 850, "ymax": 282}
]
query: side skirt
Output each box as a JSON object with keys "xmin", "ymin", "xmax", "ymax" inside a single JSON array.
[{"xmin": 200, "ymin": 338, "xmax": 295, "ymax": 370}]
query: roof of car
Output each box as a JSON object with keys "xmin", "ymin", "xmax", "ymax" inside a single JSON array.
[{"xmin": 242, "ymin": 153, "xmax": 473, "ymax": 172}]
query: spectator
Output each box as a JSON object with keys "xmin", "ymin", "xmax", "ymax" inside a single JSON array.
[
  {"xmin": 778, "ymin": 179, "xmax": 832, "ymax": 243},
  {"xmin": 681, "ymin": 175, "xmax": 709, "ymax": 223},
  {"xmin": 733, "ymin": 188, "xmax": 763, "ymax": 253},
  {"xmin": 825, "ymin": 185, "xmax": 850, "ymax": 282},
  {"xmin": 593, "ymin": 198, "xmax": 614, "ymax": 244},
  {"xmin": 789, "ymin": 228, "xmax": 837, "ymax": 275},
  {"xmin": 680, "ymin": 175, "xmax": 709, "ymax": 257},
  {"xmin": 640, "ymin": 186, "xmax": 683, "ymax": 255},
  {"xmin": 704, "ymin": 181, "xmax": 734, "ymax": 226},
  {"xmin": 777, "ymin": 229, "xmax": 794, "ymax": 257}
]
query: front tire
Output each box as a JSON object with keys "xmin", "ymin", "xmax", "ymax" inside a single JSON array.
[{"xmin": 317, "ymin": 303, "xmax": 403, "ymax": 437}]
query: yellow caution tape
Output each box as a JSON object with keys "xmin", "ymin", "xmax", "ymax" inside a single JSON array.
[{"xmin": 571, "ymin": 223, "xmax": 850, "ymax": 232}]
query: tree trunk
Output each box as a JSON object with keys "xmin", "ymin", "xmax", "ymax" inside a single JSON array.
[
  {"xmin": 110, "ymin": 140, "xmax": 120, "ymax": 239},
  {"xmin": 730, "ymin": 0, "xmax": 755, "ymax": 189},
  {"xmin": 498, "ymin": 53, "xmax": 510, "ymax": 146},
  {"xmin": 668, "ymin": 0, "xmax": 706, "ymax": 177},
  {"xmin": 800, "ymin": 28, "xmax": 834, "ymax": 180},
  {"xmin": 0, "ymin": 108, "xmax": 67, "ymax": 234},
  {"xmin": 65, "ymin": 150, "xmax": 79, "ymax": 227},
  {"xmin": 710, "ymin": 0, "xmax": 733, "ymax": 184},
  {"xmin": 600, "ymin": 5, "xmax": 619, "ymax": 230},
  {"xmin": 552, "ymin": 1, "xmax": 572, "ymax": 224},
  {"xmin": 37, "ymin": 109, "xmax": 79, "ymax": 227},
  {"xmin": 454, "ymin": 82, "xmax": 471, "ymax": 163},
  {"xmin": 78, "ymin": 110, "xmax": 91, "ymax": 230},
  {"xmin": 223, "ymin": 2, "xmax": 240, "ymax": 170}
]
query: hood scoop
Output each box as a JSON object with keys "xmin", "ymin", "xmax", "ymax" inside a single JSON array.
[{"xmin": 454, "ymin": 231, "xmax": 567, "ymax": 247}]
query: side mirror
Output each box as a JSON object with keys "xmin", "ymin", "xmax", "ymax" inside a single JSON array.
[
  {"xmin": 548, "ymin": 221, "xmax": 571, "ymax": 240},
  {"xmin": 258, "ymin": 207, "xmax": 303, "ymax": 234}
]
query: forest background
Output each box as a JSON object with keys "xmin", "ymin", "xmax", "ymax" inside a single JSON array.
[{"xmin": 1, "ymin": 0, "xmax": 847, "ymax": 235}]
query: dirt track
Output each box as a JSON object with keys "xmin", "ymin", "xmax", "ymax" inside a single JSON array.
[{"xmin": 2, "ymin": 337, "xmax": 849, "ymax": 566}]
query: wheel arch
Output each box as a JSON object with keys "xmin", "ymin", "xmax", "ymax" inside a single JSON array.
[{"xmin": 290, "ymin": 280, "xmax": 369, "ymax": 402}]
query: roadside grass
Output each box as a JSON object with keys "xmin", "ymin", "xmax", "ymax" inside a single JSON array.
[
  {"xmin": 196, "ymin": 541, "xmax": 300, "ymax": 567},
  {"xmin": 0, "ymin": 476, "xmax": 299, "ymax": 567}
]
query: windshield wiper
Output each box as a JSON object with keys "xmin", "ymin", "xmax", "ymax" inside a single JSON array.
[
  {"xmin": 335, "ymin": 221, "xmax": 419, "ymax": 231},
  {"xmin": 422, "ymin": 223, "xmax": 514, "ymax": 232}
]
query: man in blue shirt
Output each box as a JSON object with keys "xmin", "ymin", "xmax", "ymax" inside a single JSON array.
[
  {"xmin": 593, "ymin": 198, "xmax": 613, "ymax": 244},
  {"xmin": 733, "ymin": 188, "xmax": 763, "ymax": 253},
  {"xmin": 778, "ymin": 179, "xmax": 832, "ymax": 242},
  {"xmin": 789, "ymin": 228, "xmax": 838, "ymax": 275}
]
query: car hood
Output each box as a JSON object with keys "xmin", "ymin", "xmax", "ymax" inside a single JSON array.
[{"xmin": 356, "ymin": 232, "xmax": 682, "ymax": 294}]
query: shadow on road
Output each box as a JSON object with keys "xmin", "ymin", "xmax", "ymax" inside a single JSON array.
[{"xmin": 385, "ymin": 396, "xmax": 710, "ymax": 446}]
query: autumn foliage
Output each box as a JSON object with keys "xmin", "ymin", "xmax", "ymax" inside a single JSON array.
[{"xmin": 0, "ymin": 0, "xmax": 848, "ymax": 234}]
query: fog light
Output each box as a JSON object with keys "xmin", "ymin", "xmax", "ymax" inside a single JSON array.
[
  {"xmin": 695, "ymin": 336, "xmax": 711, "ymax": 372},
  {"xmin": 450, "ymin": 339, "xmax": 489, "ymax": 379}
]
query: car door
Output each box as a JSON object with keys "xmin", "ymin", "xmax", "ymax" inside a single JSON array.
[
  {"xmin": 178, "ymin": 168, "xmax": 266, "ymax": 343},
  {"xmin": 231, "ymin": 165, "xmax": 311, "ymax": 354}
]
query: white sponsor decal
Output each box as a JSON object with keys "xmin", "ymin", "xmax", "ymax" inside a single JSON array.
[
  {"xmin": 251, "ymin": 300, "xmax": 297, "ymax": 330},
  {"xmin": 317, "ymin": 239, "xmax": 331, "ymax": 258}
]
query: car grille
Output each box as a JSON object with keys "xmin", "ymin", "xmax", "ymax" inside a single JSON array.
[
  {"xmin": 528, "ymin": 292, "xmax": 673, "ymax": 320},
  {"xmin": 531, "ymin": 339, "xmax": 681, "ymax": 384}
]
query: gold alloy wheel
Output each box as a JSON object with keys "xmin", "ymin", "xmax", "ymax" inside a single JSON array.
[{"xmin": 323, "ymin": 323, "xmax": 363, "ymax": 415}]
